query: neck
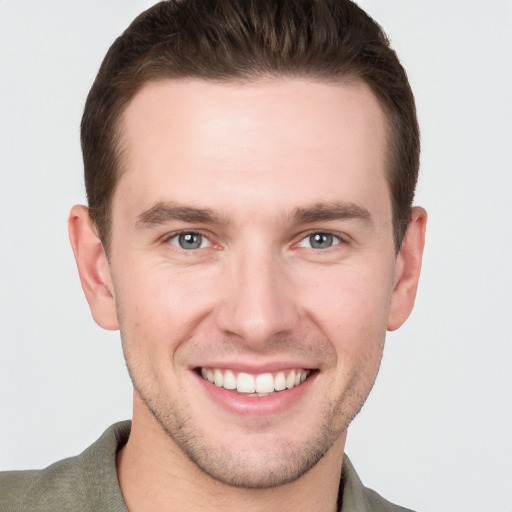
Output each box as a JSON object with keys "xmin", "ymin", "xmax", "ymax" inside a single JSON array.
[{"xmin": 117, "ymin": 402, "xmax": 345, "ymax": 512}]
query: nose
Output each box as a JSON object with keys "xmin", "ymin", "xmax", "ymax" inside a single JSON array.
[{"xmin": 214, "ymin": 244, "xmax": 299, "ymax": 349}]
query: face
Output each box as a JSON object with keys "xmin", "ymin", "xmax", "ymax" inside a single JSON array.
[{"xmin": 104, "ymin": 78, "xmax": 403, "ymax": 487}]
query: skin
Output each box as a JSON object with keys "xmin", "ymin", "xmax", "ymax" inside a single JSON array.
[{"xmin": 69, "ymin": 78, "xmax": 426, "ymax": 512}]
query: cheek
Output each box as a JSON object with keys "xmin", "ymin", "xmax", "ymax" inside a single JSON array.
[
  {"xmin": 113, "ymin": 261, "xmax": 216, "ymax": 347},
  {"xmin": 298, "ymin": 262, "xmax": 394, "ymax": 352}
]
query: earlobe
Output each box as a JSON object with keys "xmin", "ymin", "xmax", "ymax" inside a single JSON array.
[
  {"xmin": 387, "ymin": 206, "xmax": 427, "ymax": 331},
  {"xmin": 68, "ymin": 205, "xmax": 119, "ymax": 330}
]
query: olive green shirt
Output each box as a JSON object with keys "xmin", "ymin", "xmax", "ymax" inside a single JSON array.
[{"xmin": 0, "ymin": 421, "xmax": 415, "ymax": 512}]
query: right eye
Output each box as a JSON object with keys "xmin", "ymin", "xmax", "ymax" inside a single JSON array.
[{"xmin": 167, "ymin": 232, "xmax": 211, "ymax": 250}]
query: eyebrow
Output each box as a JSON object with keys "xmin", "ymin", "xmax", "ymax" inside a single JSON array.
[
  {"xmin": 135, "ymin": 202, "xmax": 225, "ymax": 228},
  {"xmin": 135, "ymin": 200, "xmax": 372, "ymax": 229},
  {"xmin": 290, "ymin": 202, "xmax": 372, "ymax": 225}
]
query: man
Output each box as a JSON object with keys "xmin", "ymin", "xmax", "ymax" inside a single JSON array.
[{"xmin": 0, "ymin": 1, "xmax": 426, "ymax": 510}]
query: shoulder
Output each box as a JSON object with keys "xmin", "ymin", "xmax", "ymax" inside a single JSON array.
[
  {"xmin": 0, "ymin": 421, "xmax": 131, "ymax": 512},
  {"xmin": 341, "ymin": 455, "xmax": 417, "ymax": 512},
  {"xmin": 0, "ymin": 455, "xmax": 85, "ymax": 512},
  {"xmin": 361, "ymin": 487, "xmax": 416, "ymax": 512}
]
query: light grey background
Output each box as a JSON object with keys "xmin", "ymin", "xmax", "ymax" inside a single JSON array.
[{"xmin": 1, "ymin": 2, "xmax": 511, "ymax": 511}]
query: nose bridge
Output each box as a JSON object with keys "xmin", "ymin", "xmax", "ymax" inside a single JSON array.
[{"xmin": 215, "ymin": 239, "xmax": 297, "ymax": 346}]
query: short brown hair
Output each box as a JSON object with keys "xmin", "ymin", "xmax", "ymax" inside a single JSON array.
[{"xmin": 81, "ymin": 0, "xmax": 419, "ymax": 253}]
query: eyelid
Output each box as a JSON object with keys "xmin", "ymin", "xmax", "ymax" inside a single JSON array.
[
  {"xmin": 159, "ymin": 228, "xmax": 349, "ymax": 250},
  {"xmin": 294, "ymin": 230, "xmax": 348, "ymax": 249},
  {"xmin": 162, "ymin": 229, "xmax": 216, "ymax": 249}
]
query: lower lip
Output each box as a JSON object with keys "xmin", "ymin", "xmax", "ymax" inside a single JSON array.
[{"xmin": 195, "ymin": 371, "xmax": 317, "ymax": 416}]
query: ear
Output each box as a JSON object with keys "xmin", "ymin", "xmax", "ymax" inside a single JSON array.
[
  {"xmin": 387, "ymin": 206, "xmax": 427, "ymax": 331},
  {"xmin": 68, "ymin": 205, "xmax": 119, "ymax": 330}
]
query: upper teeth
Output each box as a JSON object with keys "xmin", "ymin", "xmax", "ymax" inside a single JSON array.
[{"xmin": 200, "ymin": 368, "xmax": 309, "ymax": 394}]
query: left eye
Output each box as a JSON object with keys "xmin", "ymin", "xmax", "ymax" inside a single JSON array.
[
  {"xmin": 298, "ymin": 232, "xmax": 341, "ymax": 250},
  {"xmin": 168, "ymin": 232, "xmax": 210, "ymax": 250}
]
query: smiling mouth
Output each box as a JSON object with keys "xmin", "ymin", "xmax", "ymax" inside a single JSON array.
[{"xmin": 198, "ymin": 367, "xmax": 313, "ymax": 396}]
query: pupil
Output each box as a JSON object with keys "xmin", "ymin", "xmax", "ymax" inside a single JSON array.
[
  {"xmin": 311, "ymin": 233, "xmax": 332, "ymax": 249},
  {"xmin": 179, "ymin": 233, "xmax": 202, "ymax": 249}
]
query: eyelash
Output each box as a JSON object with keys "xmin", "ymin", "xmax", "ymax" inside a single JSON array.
[
  {"xmin": 296, "ymin": 231, "xmax": 346, "ymax": 250},
  {"xmin": 162, "ymin": 230, "xmax": 348, "ymax": 252},
  {"xmin": 163, "ymin": 230, "xmax": 214, "ymax": 251}
]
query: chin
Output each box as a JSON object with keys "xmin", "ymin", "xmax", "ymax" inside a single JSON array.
[
  {"xmin": 139, "ymin": 389, "xmax": 349, "ymax": 489},
  {"xmin": 170, "ymin": 429, "xmax": 335, "ymax": 489}
]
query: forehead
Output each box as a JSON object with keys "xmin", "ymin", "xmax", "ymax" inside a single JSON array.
[{"xmin": 115, "ymin": 78, "xmax": 390, "ymax": 220}]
